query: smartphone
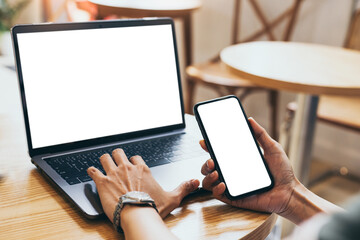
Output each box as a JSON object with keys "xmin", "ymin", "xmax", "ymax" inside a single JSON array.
[{"xmin": 194, "ymin": 95, "xmax": 274, "ymax": 199}]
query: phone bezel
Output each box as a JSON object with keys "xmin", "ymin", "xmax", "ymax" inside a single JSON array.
[{"xmin": 194, "ymin": 95, "xmax": 274, "ymax": 200}]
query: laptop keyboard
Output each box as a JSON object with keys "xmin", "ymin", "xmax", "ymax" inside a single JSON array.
[{"xmin": 45, "ymin": 134, "xmax": 205, "ymax": 185}]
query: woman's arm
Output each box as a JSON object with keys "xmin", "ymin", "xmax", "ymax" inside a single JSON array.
[
  {"xmin": 282, "ymin": 181, "xmax": 343, "ymax": 224},
  {"xmin": 121, "ymin": 205, "xmax": 178, "ymax": 240}
]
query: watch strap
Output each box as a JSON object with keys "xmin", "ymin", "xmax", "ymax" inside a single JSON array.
[{"xmin": 113, "ymin": 192, "xmax": 158, "ymax": 233}]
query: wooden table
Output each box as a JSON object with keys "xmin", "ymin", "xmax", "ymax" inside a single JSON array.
[
  {"xmin": 89, "ymin": 0, "xmax": 201, "ymax": 66},
  {"xmin": 0, "ymin": 62, "xmax": 276, "ymax": 239},
  {"xmin": 221, "ymin": 41, "xmax": 360, "ymax": 184}
]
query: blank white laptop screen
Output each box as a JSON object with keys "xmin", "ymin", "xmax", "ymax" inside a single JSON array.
[{"xmin": 16, "ymin": 24, "xmax": 183, "ymax": 149}]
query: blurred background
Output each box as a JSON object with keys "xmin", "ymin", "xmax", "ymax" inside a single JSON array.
[{"xmin": 1, "ymin": 0, "xmax": 360, "ymax": 236}]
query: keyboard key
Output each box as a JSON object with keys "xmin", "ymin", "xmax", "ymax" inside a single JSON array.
[
  {"xmin": 147, "ymin": 158, "xmax": 171, "ymax": 167},
  {"xmin": 66, "ymin": 177, "xmax": 81, "ymax": 185},
  {"xmin": 78, "ymin": 175, "xmax": 92, "ymax": 183}
]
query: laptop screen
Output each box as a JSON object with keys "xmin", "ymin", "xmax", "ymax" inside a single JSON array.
[{"xmin": 15, "ymin": 21, "xmax": 183, "ymax": 150}]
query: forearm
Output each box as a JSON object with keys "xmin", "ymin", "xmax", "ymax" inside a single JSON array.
[
  {"xmin": 121, "ymin": 205, "xmax": 178, "ymax": 240},
  {"xmin": 281, "ymin": 180, "xmax": 343, "ymax": 225}
]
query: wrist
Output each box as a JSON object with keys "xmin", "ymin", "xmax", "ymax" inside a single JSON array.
[
  {"xmin": 113, "ymin": 191, "xmax": 158, "ymax": 233},
  {"xmin": 280, "ymin": 180, "xmax": 324, "ymax": 225},
  {"xmin": 120, "ymin": 205, "xmax": 160, "ymax": 231}
]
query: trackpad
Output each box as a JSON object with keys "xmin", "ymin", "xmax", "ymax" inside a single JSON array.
[
  {"xmin": 150, "ymin": 158, "xmax": 205, "ymax": 192},
  {"xmin": 84, "ymin": 182, "xmax": 103, "ymax": 214}
]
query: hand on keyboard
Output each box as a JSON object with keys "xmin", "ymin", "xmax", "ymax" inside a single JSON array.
[{"xmin": 87, "ymin": 148, "xmax": 200, "ymax": 221}]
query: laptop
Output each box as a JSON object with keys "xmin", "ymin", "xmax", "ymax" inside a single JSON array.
[{"xmin": 12, "ymin": 18, "xmax": 208, "ymax": 219}]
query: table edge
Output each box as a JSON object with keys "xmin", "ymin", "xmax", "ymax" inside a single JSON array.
[
  {"xmin": 224, "ymin": 64, "xmax": 360, "ymax": 96},
  {"xmin": 91, "ymin": 1, "xmax": 201, "ymax": 13},
  {"xmin": 241, "ymin": 213, "xmax": 278, "ymax": 240}
]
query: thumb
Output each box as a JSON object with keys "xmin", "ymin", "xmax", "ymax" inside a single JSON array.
[
  {"xmin": 172, "ymin": 179, "xmax": 200, "ymax": 202},
  {"xmin": 199, "ymin": 140, "xmax": 209, "ymax": 152},
  {"xmin": 248, "ymin": 117, "xmax": 277, "ymax": 153}
]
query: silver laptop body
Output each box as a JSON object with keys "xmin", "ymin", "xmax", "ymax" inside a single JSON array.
[{"xmin": 12, "ymin": 18, "xmax": 207, "ymax": 218}]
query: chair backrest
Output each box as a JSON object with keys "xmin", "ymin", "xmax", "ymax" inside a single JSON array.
[
  {"xmin": 231, "ymin": 0, "xmax": 303, "ymax": 45},
  {"xmin": 344, "ymin": 2, "xmax": 360, "ymax": 50},
  {"xmin": 42, "ymin": 0, "xmax": 68, "ymax": 22}
]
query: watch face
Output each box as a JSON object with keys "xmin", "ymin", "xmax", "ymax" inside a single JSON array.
[{"xmin": 126, "ymin": 191, "xmax": 151, "ymax": 201}]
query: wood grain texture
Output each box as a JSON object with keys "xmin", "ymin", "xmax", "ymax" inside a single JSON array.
[
  {"xmin": 221, "ymin": 41, "xmax": 360, "ymax": 96},
  {"xmin": 318, "ymin": 96, "xmax": 360, "ymax": 131},
  {"xmin": 287, "ymin": 95, "xmax": 360, "ymax": 132},
  {"xmin": 0, "ymin": 65, "xmax": 276, "ymax": 239}
]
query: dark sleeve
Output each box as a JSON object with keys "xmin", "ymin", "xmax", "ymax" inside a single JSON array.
[{"xmin": 318, "ymin": 195, "xmax": 360, "ymax": 240}]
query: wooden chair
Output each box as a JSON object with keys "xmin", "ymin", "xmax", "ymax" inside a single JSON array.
[
  {"xmin": 186, "ymin": 0, "xmax": 303, "ymax": 139},
  {"xmin": 282, "ymin": 4, "xmax": 360, "ymax": 185},
  {"xmin": 283, "ymin": 95, "xmax": 360, "ymax": 186}
]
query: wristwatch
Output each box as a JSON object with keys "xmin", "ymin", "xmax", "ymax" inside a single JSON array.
[{"xmin": 113, "ymin": 191, "xmax": 158, "ymax": 233}]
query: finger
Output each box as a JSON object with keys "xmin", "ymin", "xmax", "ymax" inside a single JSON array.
[
  {"xmin": 87, "ymin": 166, "xmax": 105, "ymax": 183},
  {"xmin": 212, "ymin": 182, "xmax": 226, "ymax": 197},
  {"xmin": 199, "ymin": 140, "xmax": 208, "ymax": 152},
  {"xmin": 201, "ymin": 159, "xmax": 215, "ymax": 175},
  {"xmin": 172, "ymin": 179, "xmax": 200, "ymax": 202},
  {"xmin": 212, "ymin": 183, "xmax": 232, "ymax": 205},
  {"xmin": 248, "ymin": 117, "xmax": 276, "ymax": 152},
  {"xmin": 129, "ymin": 155, "xmax": 146, "ymax": 165},
  {"xmin": 202, "ymin": 170, "xmax": 219, "ymax": 190},
  {"xmin": 112, "ymin": 148, "xmax": 129, "ymax": 167},
  {"xmin": 99, "ymin": 153, "xmax": 117, "ymax": 173}
]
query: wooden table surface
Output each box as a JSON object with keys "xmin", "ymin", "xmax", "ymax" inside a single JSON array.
[
  {"xmin": 0, "ymin": 62, "xmax": 276, "ymax": 239},
  {"xmin": 221, "ymin": 41, "xmax": 360, "ymax": 96}
]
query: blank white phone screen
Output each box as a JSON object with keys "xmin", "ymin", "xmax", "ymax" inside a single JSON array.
[
  {"xmin": 197, "ymin": 97, "xmax": 272, "ymax": 197},
  {"xmin": 16, "ymin": 24, "xmax": 183, "ymax": 149}
]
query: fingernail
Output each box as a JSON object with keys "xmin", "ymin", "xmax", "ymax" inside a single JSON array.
[
  {"xmin": 191, "ymin": 179, "xmax": 198, "ymax": 187},
  {"xmin": 206, "ymin": 160, "xmax": 210, "ymax": 168},
  {"xmin": 88, "ymin": 167, "xmax": 95, "ymax": 174}
]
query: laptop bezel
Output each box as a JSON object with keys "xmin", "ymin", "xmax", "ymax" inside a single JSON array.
[{"xmin": 12, "ymin": 18, "xmax": 186, "ymax": 157}]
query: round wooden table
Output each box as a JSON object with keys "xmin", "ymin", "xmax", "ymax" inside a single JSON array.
[
  {"xmin": 0, "ymin": 62, "xmax": 277, "ymax": 239},
  {"xmin": 221, "ymin": 41, "xmax": 360, "ymax": 183},
  {"xmin": 89, "ymin": 0, "xmax": 201, "ymax": 66}
]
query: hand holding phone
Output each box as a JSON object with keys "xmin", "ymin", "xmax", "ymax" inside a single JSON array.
[{"xmin": 194, "ymin": 96, "xmax": 274, "ymax": 199}]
